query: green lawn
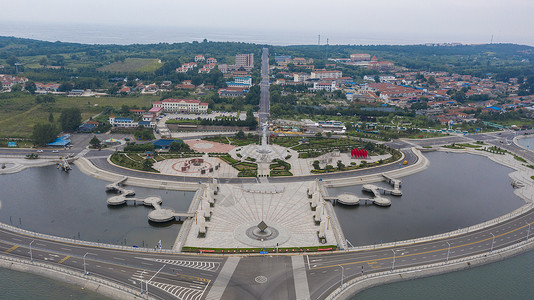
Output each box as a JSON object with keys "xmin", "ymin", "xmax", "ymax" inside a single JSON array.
[
  {"xmin": 0, "ymin": 93, "xmax": 159, "ymax": 138},
  {"xmin": 98, "ymin": 58, "xmax": 162, "ymax": 73}
]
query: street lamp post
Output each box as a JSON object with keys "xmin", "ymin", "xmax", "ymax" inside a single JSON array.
[
  {"xmin": 146, "ymin": 264, "xmax": 166, "ymax": 296},
  {"xmin": 29, "ymin": 240, "xmax": 34, "ymax": 262},
  {"xmin": 391, "ymin": 249, "xmax": 396, "ymax": 271},
  {"xmin": 446, "ymin": 241, "xmax": 451, "ymax": 263},
  {"xmin": 490, "ymin": 233, "xmax": 495, "ymax": 254},
  {"xmin": 83, "ymin": 252, "xmax": 89, "ymax": 275},
  {"xmin": 140, "ymin": 270, "xmax": 146, "ymax": 294},
  {"xmin": 527, "ymin": 222, "xmax": 531, "ymax": 241},
  {"xmin": 339, "ymin": 265, "xmax": 344, "ymax": 290}
]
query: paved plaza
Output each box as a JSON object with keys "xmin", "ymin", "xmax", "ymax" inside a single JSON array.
[
  {"xmin": 153, "ymin": 155, "xmax": 238, "ymax": 178},
  {"xmin": 183, "ymin": 180, "xmax": 337, "ymax": 250},
  {"xmin": 286, "ymin": 150, "xmax": 392, "ymax": 176},
  {"xmin": 184, "ymin": 139, "xmax": 236, "ymax": 153}
]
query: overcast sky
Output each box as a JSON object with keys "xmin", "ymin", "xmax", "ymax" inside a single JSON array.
[{"xmin": 2, "ymin": 0, "xmax": 533, "ymax": 45}]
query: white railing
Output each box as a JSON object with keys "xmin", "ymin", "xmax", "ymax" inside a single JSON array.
[
  {"xmin": 342, "ymin": 203, "xmax": 534, "ymax": 252},
  {"xmin": 0, "ymin": 254, "xmax": 155, "ymax": 300},
  {"xmin": 326, "ymin": 237, "xmax": 534, "ymax": 299},
  {"xmin": 0, "ymin": 222, "xmax": 178, "ymax": 254}
]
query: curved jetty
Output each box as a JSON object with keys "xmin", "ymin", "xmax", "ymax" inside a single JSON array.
[
  {"xmin": 361, "ymin": 184, "xmax": 392, "ymax": 206},
  {"xmin": 382, "ymin": 174, "xmax": 402, "ymax": 196},
  {"xmin": 105, "ymin": 177, "xmax": 135, "ymax": 196},
  {"xmin": 105, "ymin": 179, "xmax": 194, "ymax": 223}
]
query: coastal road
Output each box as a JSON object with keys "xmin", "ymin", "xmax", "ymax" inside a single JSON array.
[
  {"xmin": 0, "ymin": 226, "xmax": 225, "ymax": 300},
  {"xmin": 3, "ymin": 203, "xmax": 533, "ymax": 300},
  {"xmin": 305, "ymin": 206, "xmax": 534, "ymax": 299},
  {"xmin": 86, "ymin": 148, "xmax": 418, "ymax": 185},
  {"xmin": 401, "ymin": 130, "xmax": 534, "ymax": 164}
]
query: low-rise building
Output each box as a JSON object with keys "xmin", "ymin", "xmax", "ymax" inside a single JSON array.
[
  {"xmin": 218, "ymin": 87, "xmax": 248, "ymax": 98},
  {"xmin": 294, "ymin": 73, "xmax": 310, "ymax": 83},
  {"xmin": 109, "ymin": 112, "xmax": 136, "ymax": 127},
  {"xmin": 350, "ymin": 53, "xmax": 371, "ymax": 61},
  {"xmin": 311, "ymin": 70, "xmax": 342, "ymax": 80},
  {"xmin": 152, "ymin": 98, "xmax": 208, "ymax": 113}
]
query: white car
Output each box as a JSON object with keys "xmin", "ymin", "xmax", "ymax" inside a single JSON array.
[
  {"xmin": 37, "ymin": 150, "xmax": 44, "ymax": 153},
  {"xmin": 52, "ymin": 150, "xmax": 59, "ymax": 153}
]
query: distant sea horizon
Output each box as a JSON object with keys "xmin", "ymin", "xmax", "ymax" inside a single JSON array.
[{"xmin": 1, "ymin": 21, "xmax": 533, "ymax": 47}]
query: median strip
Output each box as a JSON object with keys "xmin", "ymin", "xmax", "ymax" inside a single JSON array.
[
  {"xmin": 5, "ymin": 245, "xmax": 18, "ymax": 253},
  {"xmin": 58, "ymin": 255, "xmax": 70, "ymax": 264}
]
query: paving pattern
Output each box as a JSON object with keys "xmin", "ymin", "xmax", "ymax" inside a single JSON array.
[
  {"xmin": 153, "ymin": 156, "xmax": 238, "ymax": 178},
  {"xmin": 184, "ymin": 180, "xmax": 337, "ymax": 249},
  {"xmin": 185, "ymin": 139, "xmax": 236, "ymax": 153}
]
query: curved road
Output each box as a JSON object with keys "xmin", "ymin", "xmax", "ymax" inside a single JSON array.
[
  {"xmin": 1, "ymin": 205, "xmax": 533, "ymax": 299},
  {"xmin": 0, "ymin": 131, "xmax": 533, "ymax": 299}
]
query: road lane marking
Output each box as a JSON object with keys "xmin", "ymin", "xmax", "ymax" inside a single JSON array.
[
  {"xmin": 311, "ymin": 220, "xmax": 534, "ymax": 270},
  {"xmin": 58, "ymin": 256, "xmax": 70, "ymax": 264},
  {"xmin": 113, "ymin": 257, "xmax": 125, "ymax": 260},
  {"xmin": 5, "ymin": 245, "xmax": 18, "ymax": 253}
]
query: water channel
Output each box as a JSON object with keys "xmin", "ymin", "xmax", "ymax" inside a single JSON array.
[
  {"xmin": 330, "ymin": 151, "xmax": 525, "ymax": 246},
  {"xmin": 0, "ymin": 165, "xmax": 194, "ymax": 249},
  {"xmin": 517, "ymin": 134, "xmax": 534, "ymax": 150},
  {"xmin": 0, "ymin": 150, "xmax": 530, "ymax": 298}
]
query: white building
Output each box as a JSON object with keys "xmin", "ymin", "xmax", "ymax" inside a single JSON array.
[
  {"xmin": 293, "ymin": 73, "xmax": 310, "ymax": 83},
  {"xmin": 310, "ymin": 81, "xmax": 337, "ymax": 92},
  {"xmin": 310, "ymin": 70, "xmax": 342, "ymax": 80},
  {"xmin": 152, "ymin": 98, "xmax": 209, "ymax": 113},
  {"xmin": 234, "ymin": 76, "xmax": 252, "ymax": 86},
  {"xmin": 108, "ymin": 112, "xmax": 137, "ymax": 127}
]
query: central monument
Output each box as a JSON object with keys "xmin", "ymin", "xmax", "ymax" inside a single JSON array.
[
  {"xmin": 257, "ymin": 122, "xmax": 272, "ymax": 155},
  {"xmin": 233, "ymin": 121, "xmax": 289, "ymax": 163}
]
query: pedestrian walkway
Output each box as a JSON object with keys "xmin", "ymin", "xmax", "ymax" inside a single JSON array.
[
  {"xmin": 291, "ymin": 256, "xmax": 311, "ymax": 300},
  {"xmin": 205, "ymin": 257, "xmax": 240, "ymax": 300}
]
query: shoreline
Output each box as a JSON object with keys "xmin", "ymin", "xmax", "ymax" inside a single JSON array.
[{"xmin": 0, "ymin": 145, "xmax": 532, "ymax": 299}]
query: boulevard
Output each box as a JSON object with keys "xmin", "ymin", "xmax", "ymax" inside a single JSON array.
[
  {"xmin": 0, "ymin": 196, "xmax": 533, "ymax": 299},
  {"xmin": 0, "ymin": 47, "xmax": 532, "ymax": 298},
  {"xmin": 0, "ymin": 129, "xmax": 533, "ymax": 299}
]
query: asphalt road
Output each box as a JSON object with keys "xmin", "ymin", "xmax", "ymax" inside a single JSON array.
[
  {"xmin": 0, "ymin": 227, "xmax": 225, "ymax": 300},
  {"xmin": 306, "ymin": 206, "xmax": 534, "ymax": 299},
  {"xmin": 87, "ymin": 148, "xmax": 418, "ymax": 184},
  {"xmin": 2, "ymin": 130, "xmax": 534, "ymax": 299},
  {"xmin": 2, "ymin": 204, "xmax": 533, "ymax": 300},
  {"xmin": 223, "ymin": 256, "xmax": 296, "ymax": 299},
  {"xmin": 259, "ymin": 47, "xmax": 270, "ymax": 127}
]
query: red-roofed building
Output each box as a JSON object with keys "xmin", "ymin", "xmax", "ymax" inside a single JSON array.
[
  {"xmin": 152, "ymin": 99, "xmax": 208, "ymax": 113},
  {"xmin": 129, "ymin": 109, "xmax": 145, "ymax": 115}
]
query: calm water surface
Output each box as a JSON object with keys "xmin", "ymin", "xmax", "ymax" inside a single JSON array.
[
  {"xmin": 0, "ymin": 151, "xmax": 529, "ymax": 299},
  {"xmin": 517, "ymin": 135, "xmax": 534, "ymax": 150},
  {"xmin": 0, "ymin": 165, "xmax": 194, "ymax": 249},
  {"xmin": 0, "ymin": 268, "xmax": 110, "ymax": 300},
  {"xmin": 331, "ymin": 151, "xmax": 524, "ymax": 246},
  {"xmin": 355, "ymin": 249, "xmax": 534, "ymax": 300}
]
